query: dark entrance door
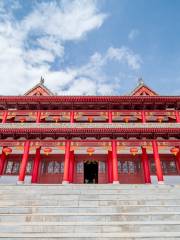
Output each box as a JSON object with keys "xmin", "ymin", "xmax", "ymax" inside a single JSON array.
[{"xmin": 84, "ymin": 161, "xmax": 98, "ymax": 183}]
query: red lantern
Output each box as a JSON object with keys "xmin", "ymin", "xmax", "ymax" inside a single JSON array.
[
  {"xmin": 53, "ymin": 116, "xmax": 60, "ymax": 123},
  {"xmin": 170, "ymin": 147, "xmax": 179, "ymax": 156},
  {"xmin": 123, "ymin": 116, "xmax": 129, "ymax": 123},
  {"xmin": 87, "ymin": 147, "xmax": 95, "ymax": 156},
  {"xmin": 3, "ymin": 147, "xmax": 12, "ymax": 156},
  {"xmin": 157, "ymin": 116, "xmax": 163, "ymax": 123},
  {"xmin": 19, "ymin": 117, "xmax": 26, "ymax": 123},
  {"xmin": 43, "ymin": 147, "xmax": 52, "ymax": 156},
  {"xmin": 130, "ymin": 147, "xmax": 138, "ymax": 156},
  {"xmin": 88, "ymin": 116, "xmax": 93, "ymax": 123}
]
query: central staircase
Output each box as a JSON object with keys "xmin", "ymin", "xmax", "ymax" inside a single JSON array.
[{"xmin": 0, "ymin": 184, "xmax": 180, "ymax": 239}]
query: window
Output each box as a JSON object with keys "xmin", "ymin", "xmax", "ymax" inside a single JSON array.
[
  {"xmin": 118, "ymin": 160, "xmax": 141, "ymax": 174},
  {"xmin": 41, "ymin": 160, "xmax": 64, "ymax": 174},
  {"xmin": 77, "ymin": 162, "xmax": 83, "ymax": 173},
  {"xmin": 5, "ymin": 161, "xmax": 20, "ymax": 175},
  {"xmin": 99, "ymin": 161, "xmax": 105, "ymax": 173}
]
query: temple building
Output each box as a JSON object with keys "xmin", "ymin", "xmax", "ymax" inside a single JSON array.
[{"xmin": 0, "ymin": 78, "xmax": 180, "ymax": 185}]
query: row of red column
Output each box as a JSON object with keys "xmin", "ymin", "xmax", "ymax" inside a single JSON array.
[
  {"xmin": 0, "ymin": 140, "xmax": 180, "ymax": 184},
  {"xmin": 1, "ymin": 110, "xmax": 180, "ymax": 124},
  {"xmin": 106, "ymin": 140, "xmax": 180, "ymax": 184}
]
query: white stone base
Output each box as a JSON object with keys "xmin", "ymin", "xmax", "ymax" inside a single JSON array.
[
  {"xmin": 158, "ymin": 181, "xmax": 164, "ymax": 184},
  {"xmin": 17, "ymin": 180, "xmax": 24, "ymax": 185},
  {"xmin": 113, "ymin": 181, "xmax": 119, "ymax": 184},
  {"xmin": 62, "ymin": 180, "xmax": 69, "ymax": 184}
]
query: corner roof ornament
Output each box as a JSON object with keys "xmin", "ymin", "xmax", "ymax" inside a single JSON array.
[
  {"xmin": 40, "ymin": 76, "xmax": 45, "ymax": 85},
  {"xmin": 138, "ymin": 77, "xmax": 144, "ymax": 86}
]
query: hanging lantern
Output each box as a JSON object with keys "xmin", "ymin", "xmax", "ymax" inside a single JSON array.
[
  {"xmin": 170, "ymin": 147, "xmax": 179, "ymax": 156},
  {"xmin": 123, "ymin": 116, "xmax": 129, "ymax": 123},
  {"xmin": 88, "ymin": 116, "xmax": 93, "ymax": 123},
  {"xmin": 19, "ymin": 117, "xmax": 26, "ymax": 123},
  {"xmin": 43, "ymin": 147, "xmax": 52, "ymax": 156},
  {"xmin": 157, "ymin": 116, "xmax": 163, "ymax": 123},
  {"xmin": 87, "ymin": 147, "xmax": 95, "ymax": 156},
  {"xmin": 130, "ymin": 147, "xmax": 138, "ymax": 156},
  {"xmin": 3, "ymin": 147, "xmax": 12, "ymax": 156},
  {"xmin": 53, "ymin": 116, "xmax": 60, "ymax": 123}
]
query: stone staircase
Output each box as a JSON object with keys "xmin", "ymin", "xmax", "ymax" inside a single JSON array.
[{"xmin": 0, "ymin": 184, "xmax": 180, "ymax": 239}]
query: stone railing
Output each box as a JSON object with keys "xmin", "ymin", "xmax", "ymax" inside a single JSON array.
[{"xmin": 0, "ymin": 123, "xmax": 180, "ymax": 129}]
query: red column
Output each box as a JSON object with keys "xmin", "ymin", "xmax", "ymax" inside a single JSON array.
[
  {"xmin": 70, "ymin": 111, "xmax": 74, "ymax": 123},
  {"xmin": 141, "ymin": 111, "xmax": 146, "ymax": 123},
  {"xmin": 31, "ymin": 147, "xmax": 41, "ymax": 183},
  {"xmin": 108, "ymin": 111, "xmax": 112, "ymax": 123},
  {"xmin": 0, "ymin": 147, "xmax": 6, "ymax": 175},
  {"xmin": 176, "ymin": 148, "xmax": 180, "ymax": 174},
  {"xmin": 36, "ymin": 111, "xmax": 41, "ymax": 123},
  {"xmin": 112, "ymin": 140, "xmax": 119, "ymax": 184},
  {"xmin": 141, "ymin": 147, "xmax": 151, "ymax": 183},
  {"xmin": 2, "ymin": 111, "xmax": 8, "ymax": 124},
  {"xmin": 18, "ymin": 140, "xmax": 31, "ymax": 184},
  {"xmin": 107, "ymin": 150, "xmax": 113, "ymax": 183},
  {"xmin": 69, "ymin": 150, "xmax": 75, "ymax": 183},
  {"xmin": 175, "ymin": 111, "xmax": 180, "ymax": 123},
  {"xmin": 62, "ymin": 140, "xmax": 71, "ymax": 184},
  {"xmin": 152, "ymin": 140, "xmax": 164, "ymax": 183}
]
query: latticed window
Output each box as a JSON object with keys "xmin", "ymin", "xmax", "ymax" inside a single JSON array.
[
  {"xmin": 41, "ymin": 160, "xmax": 64, "ymax": 174},
  {"xmin": 76, "ymin": 162, "xmax": 83, "ymax": 173},
  {"xmin": 162, "ymin": 160, "xmax": 177, "ymax": 174},
  {"xmin": 150, "ymin": 160, "xmax": 177, "ymax": 175},
  {"xmin": 118, "ymin": 160, "xmax": 141, "ymax": 174},
  {"xmin": 5, "ymin": 161, "xmax": 20, "ymax": 174},
  {"xmin": 26, "ymin": 161, "xmax": 33, "ymax": 174},
  {"xmin": 99, "ymin": 161, "xmax": 106, "ymax": 173}
]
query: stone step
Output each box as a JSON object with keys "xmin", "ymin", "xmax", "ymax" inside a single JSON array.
[
  {"xmin": 0, "ymin": 221, "xmax": 180, "ymax": 233},
  {"xmin": 0, "ymin": 188, "xmax": 180, "ymax": 196},
  {"xmin": 1, "ymin": 194, "xmax": 180, "ymax": 201},
  {"xmin": 1, "ymin": 199, "xmax": 180, "ymax": 206},
  {"xmin": 0, "ymin": 205, "xmax": 180, "ymax": 214},
  {"xmin": 0, "ymin": 184, "xmax": 179, "ymax": 190},
  {"xmin": 0, "ymin": 189, "xmax": 180, "ymax": 196},
  {"xmin": 0, "ymin": 212, "xmax": 180, "ymax": 222},
  {"xmin": 0, "ymin": 231, "xmax": 180, "ymax": 239}
]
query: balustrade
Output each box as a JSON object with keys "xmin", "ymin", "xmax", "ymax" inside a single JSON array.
[{"xmin": 0, "ymin": 110, "xmax": 180, "ymax": 124}]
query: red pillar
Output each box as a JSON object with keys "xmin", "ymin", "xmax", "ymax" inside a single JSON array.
[
  {"xmin": 176, "ymin": 148, "xmax": 180, "ymax": 174},
  {"xmin": 141, "ymin": 111, "xmax": 146, "ymax": 123},
  {"xmin": 69, "ymin": 150, "xmax": 75, "ymax": 183},
  {"xmin": 112, "ymin": 140, "xmax": 119, "ymax": 184},
  {"xmin": 70, "ymin": 111, "xmax": 74, "ymax": 123},
  {"xmin": 108, "ymin": 111, "xmax": 112, "ymax": 123},
  {"xmin": 36, "ymin": 111, "xmax": 41, "ymax": 123},
  {"xmin": 107, "ymin": 150, "xmax": 113, "ymax": 183},
  {"xmin": 18, "ymin": 140, "xmax": 31, "ymax": 184},
  {"xmin": 31, "ymin": 147, "xmax": 41, "ymax": 183},
  {"xmin": 2, "ymin": 111, "xmax": 8, "ymax": 124},
  {"xmin": 62, "ymin": 140, "xmax": 71, "ymax": 184},
  {"xmin": 152, "ymin": 140, "xmax": 164, "ymax": 183},
  {"xmin": 0, "ymin": 147, "xmax": 6, "ymax": 175},
  {"xmin": 175, "ymin": 111, "xmax": 180, "ymax": 123},
  {"xmin": 141, "ymin": 147, "xmax": 151, "ymax": 184}
]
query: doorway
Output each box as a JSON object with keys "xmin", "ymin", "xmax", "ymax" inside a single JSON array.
[{"xmin": 84, "ymin": 161, "xmax": 98, "ymax": 184}]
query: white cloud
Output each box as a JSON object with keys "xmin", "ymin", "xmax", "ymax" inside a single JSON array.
[
  {"xmin": 0, "ymin": 0, "xmax": 142, "ymax": 96},
  {"xmin": 128, "ymin": 29, "xmax": 139, "ymax": 41}
]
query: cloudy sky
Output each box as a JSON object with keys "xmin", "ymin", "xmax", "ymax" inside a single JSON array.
[{"xmin": 0, "ymin": 0, "xmax": 180, "ymax": 95}]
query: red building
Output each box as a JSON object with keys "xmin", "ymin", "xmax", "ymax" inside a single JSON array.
[{"xmin": 0, "ymin": 78, "xmax": 180, "ymax": 185}]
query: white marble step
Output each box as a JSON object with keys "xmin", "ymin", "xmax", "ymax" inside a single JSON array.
[
  {"xmin": 0, "ymin": 212, "xmax": 180, "ymax": 222},
  {"xmin": 1, "ymin": 199, "xmax": 180, "ymax": 206},
  {"xmin": 0, "ymin": 205, "xmax": 180, "ymax": 214},
  {"xmin": 0, "ymin": 231, "xmax": 180, "ymax": 239},
  {"xmin": 0, "ymin": 221, "xmax": 180, "ymax": 233}
]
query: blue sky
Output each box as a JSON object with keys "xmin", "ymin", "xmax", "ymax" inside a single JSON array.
[{"xmin": 0, "ymin": 0, "xmax": 180, "ymax": 95}]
